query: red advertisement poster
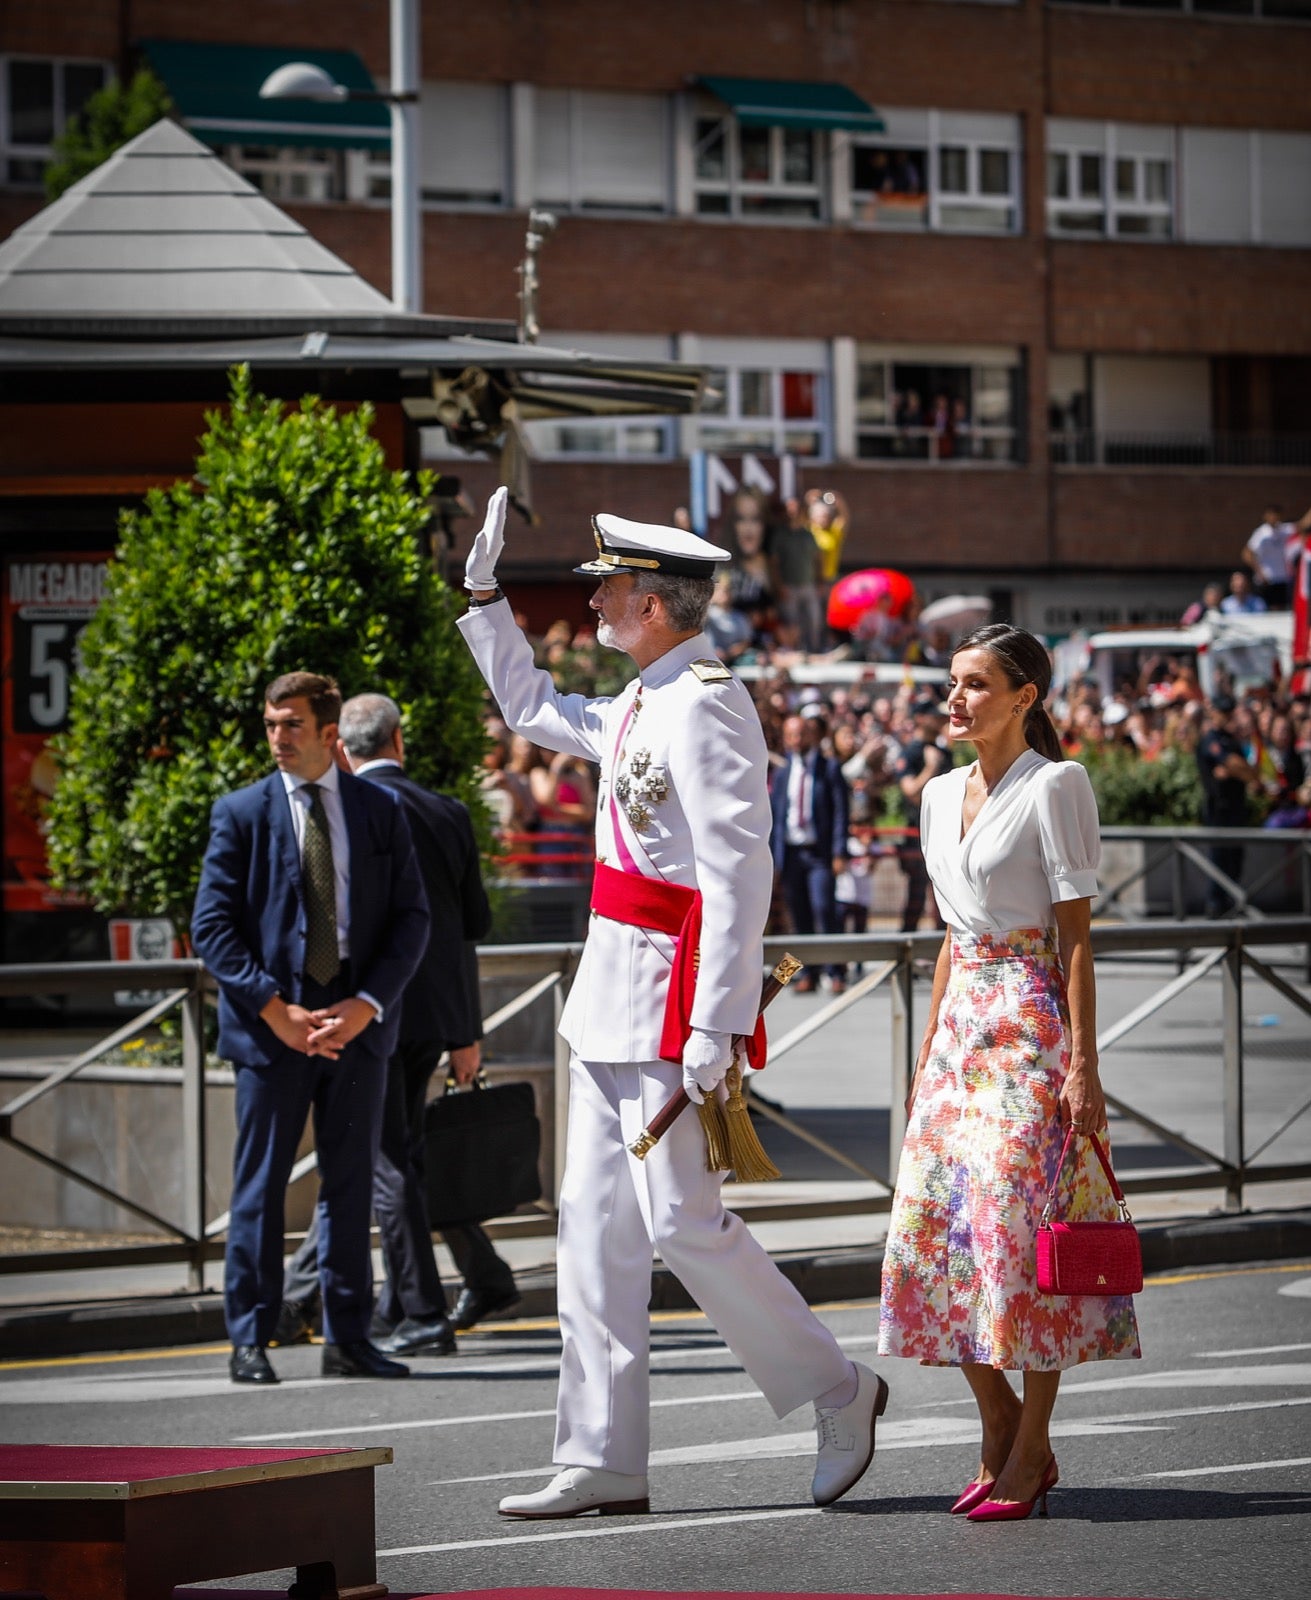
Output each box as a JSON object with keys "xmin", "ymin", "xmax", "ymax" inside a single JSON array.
[{"xmin": 2, "ymin": 554, "xmax": 111, "ymax": 912}]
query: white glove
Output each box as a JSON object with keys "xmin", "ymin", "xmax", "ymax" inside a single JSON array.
[
  {"xmin": 464, "ymin": 486, "xmax": 509, "ymax": 592},
  {"xmin": 681, "ymin": 1028, "xmax": 732, "ymax": 1105}
]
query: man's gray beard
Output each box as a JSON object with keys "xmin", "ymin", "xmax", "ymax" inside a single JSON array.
[{"xmin": 597, "ymin": 620, "xmax": 637, "ymax": 653}]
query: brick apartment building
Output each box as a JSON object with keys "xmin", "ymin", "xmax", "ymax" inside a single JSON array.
[{"xmin": 2, "ymin": 0, "xmax": 1310, "ymax": 638}]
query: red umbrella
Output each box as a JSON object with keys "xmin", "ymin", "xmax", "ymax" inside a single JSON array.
[{"xmin": 827, "ymin": 568, "xmax": 916, "ymax": 632}]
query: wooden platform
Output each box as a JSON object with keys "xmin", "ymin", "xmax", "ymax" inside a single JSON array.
[{"xmin": 0, "ymin": 1443, "xmax": 391, "ymax": 1600}]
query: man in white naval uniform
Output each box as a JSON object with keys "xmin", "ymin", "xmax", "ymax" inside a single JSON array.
[{"xmin": 458, "ymin": 488, "xmax": 888, "ymax": 1518}]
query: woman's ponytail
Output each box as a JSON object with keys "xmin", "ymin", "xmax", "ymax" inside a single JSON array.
[{"xmin": 1025, "ymin": 702, "xmax": 1063, "ymax": 762}]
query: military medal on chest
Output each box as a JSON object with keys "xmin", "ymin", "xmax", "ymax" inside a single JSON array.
[{"xmin": 614, "ymin": 690, "xmax": 669, "ymax": 833}]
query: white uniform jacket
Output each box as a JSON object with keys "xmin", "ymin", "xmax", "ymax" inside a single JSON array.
[{"xmin": 458, "ymin": 600, "xmax": 773, "ymax": 1063}]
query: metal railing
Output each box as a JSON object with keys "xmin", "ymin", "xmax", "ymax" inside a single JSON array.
[
  {"xmin": 1, "ymin": 917, "xmax": 1308, "ymax": 1290},
  {"xmin": 1048, "ymin": 430, "xmax": 1311, "ymax": 469}
]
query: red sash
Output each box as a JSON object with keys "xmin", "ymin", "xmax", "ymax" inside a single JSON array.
[{"xmin": 590, "ymin": 861, "xmax": 766, "ymax": 1069}]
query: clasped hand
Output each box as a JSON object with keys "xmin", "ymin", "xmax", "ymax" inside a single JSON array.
[{"xmin": 263, "ymin": 995, "xmax": 377, "ymax": 1058}]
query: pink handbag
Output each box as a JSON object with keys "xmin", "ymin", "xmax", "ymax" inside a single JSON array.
[{"xmin": 1037, "ymin": 1128, "xmax": 1143, "ymax": 1296}]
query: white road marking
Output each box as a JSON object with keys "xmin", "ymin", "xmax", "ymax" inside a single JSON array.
[
  {"xmin": 235, "ymin": 1388, "xmax": 763, "ymax": 1444},
  {"xmin": 1192, "ymin": 1343, "xmax": 1311, "ymax": 1359},
  {"xmin": 1277, "ymin": 1277, "xmax": 1311, "ymax": 1299},
  {"xmin": 1140, "ymin": 1456, "xmax": 1311, "ymax": 1479},
  {"xmin": 431, "ymin": 1393, "xmax": 1311, "ymax": 1486},
  {"xmin": 1058, "ymin": 1363, "xmax": 1311, "ymax": 1396},
  {"xmin": 378, "ymin": 1504, "xmax": 820, "ymax": 1558}
]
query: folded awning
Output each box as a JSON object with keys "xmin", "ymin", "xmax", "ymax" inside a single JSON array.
[
  {"xmin": 696, "ymin": 75, "xmax": 884, "ymax": 133},
  {"xmin": 139, "ymin": 39, "xmax": 390, "ymax": 151}
]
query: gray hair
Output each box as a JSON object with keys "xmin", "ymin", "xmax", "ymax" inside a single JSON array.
[
  {"xmin": 339, "ymin": 692, "xmax": 401, "ymax": 759},
  {"xmin": 631, "ymin": 572, "xmax": 715, "ymax": 634}
]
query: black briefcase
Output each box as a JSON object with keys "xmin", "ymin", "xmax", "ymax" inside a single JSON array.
[{"xmin": 424, "ymin": 1074, "xmax": 542, "ymax": 1226}]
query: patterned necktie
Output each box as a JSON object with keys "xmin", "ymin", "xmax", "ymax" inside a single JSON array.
[{"xmin": 301, "ymin": 782, "xmax": 340, "ymax": 987}]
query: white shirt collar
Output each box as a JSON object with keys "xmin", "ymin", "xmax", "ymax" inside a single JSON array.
[
  {"xmin": 639, "ymin": 631, "xmax": 714, "ymax": 691},
  {"xmin": 354, "ymin": 758, "xmax": 402, "ymax": 777},
  {"xmin": 281, "ymin": 762, "xmax": 342, "ymax": 797}
]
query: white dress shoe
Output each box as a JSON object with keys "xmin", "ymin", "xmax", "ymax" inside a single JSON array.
[
  {"xmin": 498, "ymin": 1466, "xmax": 651, "ymax": 1519},
  {"xmin": 811, "ymin": 1362, "xmax": 889, "ymax": 1506}
]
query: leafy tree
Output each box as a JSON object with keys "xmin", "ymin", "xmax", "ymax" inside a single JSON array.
[
  {"xmin": 47, "ymin": 367, "xmax": 488, "ymax": 932},
  {"xmin": 44, "ymin": 68, "xmax": 174, "ymax": 201}
]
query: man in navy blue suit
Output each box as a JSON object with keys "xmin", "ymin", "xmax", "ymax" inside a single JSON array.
[
  {"xmin": 192, "ymin": 671, "xmax": 429, "ymax": 1385},
  {"xmin": 769, "ymin": 712, "xmax": 850, "ymax": 994}
]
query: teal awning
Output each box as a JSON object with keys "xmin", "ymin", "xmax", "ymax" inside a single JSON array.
[
  {"xmin": 139, "ymin": 40, "xmax": 390, "ymax": 152},
  {"xmin": 697, "ymin": 75, "xmax": 884, "ymax": 134}
]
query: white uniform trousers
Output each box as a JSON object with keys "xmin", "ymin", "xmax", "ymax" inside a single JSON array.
[{"xmin": 553, "ymin": 1053, "xmax": 852, "ymax": 1475}]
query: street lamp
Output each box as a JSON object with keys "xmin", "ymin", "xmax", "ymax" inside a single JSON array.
[{"xmin": 259, "ymin": 0, "xmax": 422, "ymax": 313}]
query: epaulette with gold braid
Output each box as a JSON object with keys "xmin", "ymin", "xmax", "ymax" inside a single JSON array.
[{"xmin": 689, "ymin": 658, "xmax": 732, "ymax": 683}]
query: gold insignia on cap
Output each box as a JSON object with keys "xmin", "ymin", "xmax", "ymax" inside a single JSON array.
[{"xmin": 690, "ymin": 658, "xmax": 732, "ymax": 683}]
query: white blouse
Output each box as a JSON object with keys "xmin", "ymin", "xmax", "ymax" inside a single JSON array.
[{"xmin": 920, "ymin": 749, "xmax": 1100, "ymax": 935}]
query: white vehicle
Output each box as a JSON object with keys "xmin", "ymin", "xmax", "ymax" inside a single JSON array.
[{"xmin": 1057, "ymin": 611, "xmax": 1295, "ymax": 701}]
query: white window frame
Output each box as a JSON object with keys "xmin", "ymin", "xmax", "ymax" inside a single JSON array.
[
  {"xmin": 526, "ymin": 416, "xmax": 676, "ymax": 462},
  {"xmin": 532, "ymin": 88, "xmax": 670, "ymax": 215},
  {"xmin": 222, "ymin": 144, "xmax": 341, "ymax": 204},
  {"xmin": 691, "ymin": 107, "xmax": 826, "ymax": 223},
  {"xmin": 1046, "ymin": 124, "xmax": 1176, "ymax": 240},
  {"xmin": 853, "ymin": 344, "xmax": 1023, "ymax": 466},
  {"xmin": 694, "ymin": 350, "xmax": 831, "ymax": 460},
  {"xmin": 851, "ymin": 110, "xmax": 1021, "ymax": 236},
  {"xmin": 0, "ymin": 54, "xmax": 112, "ymax": 188}
]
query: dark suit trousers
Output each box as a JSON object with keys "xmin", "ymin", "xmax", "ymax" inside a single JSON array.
[
  {"xmin": 283, "ymin": 1038, "xmax": 515, "ymax": 1324},
  {"xmin": 780, "ymin": 842, "xmax": 842, "ymax": 980},
  {"xmin": 225, "ymin": 970, "xmax": 386, "ymax": 1348}
]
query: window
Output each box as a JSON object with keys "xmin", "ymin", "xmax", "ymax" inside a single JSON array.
[
  {"xmin": 693, "ymin": 108, "xmax": 824, "ymax": 220},
  {"xmin": 855, "ymin": 345, "xmax": 1023, "ymax": 463},
  {"xmin": 1180, "ymin": 126, "xmax": 1311, "ymax": 246},
  {"xmin": 222, "ymin": 145, "xmax": 341, "ymax": 202},
  {"xmin": 852, "ymin": 110, "xmax": 1020, "ymax": 234},
  {"xmin": 694, "ymin": 340, "xmax": 830, "ymax": 456},
  {"xmin": 535, "ymin": 89, "xmax": 668, "ymax": 213},
  {"xmin": 1, "ymin": 55, "xmax": 110, "ymax": 186},
  {"xmin": 358, "ymin": 81, "xmax": 508, "ymax": 207},
  {"xmin": 511, "ymin": 334, "xmax": 677, "ymax": 462},
  {"xmin": 1047, "ymin": 121, "xmax": 1175, "ymax": 238}
]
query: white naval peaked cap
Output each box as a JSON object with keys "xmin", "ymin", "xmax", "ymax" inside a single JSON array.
[{"xmin": 574, "ymin": 513, "xmax": 732, "ymax": 580}]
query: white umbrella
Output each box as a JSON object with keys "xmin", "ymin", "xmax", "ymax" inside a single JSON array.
[{"xmin": 918, "ymin": 594, "xmax": 992, "ymax": 634}]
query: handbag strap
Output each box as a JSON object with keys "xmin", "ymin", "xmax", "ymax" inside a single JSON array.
[{"xmin": 1041, "ymin": 1127, "xmax": 1132, "ymax": 1227}]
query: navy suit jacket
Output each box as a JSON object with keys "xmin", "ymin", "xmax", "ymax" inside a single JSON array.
[
  {"xmin": 358, "ymin": 765, "xmax": 491, "ymax": 1049},
  {"xmin": 769, "ymin": 751, "xmax": 850, "ymax": 870},
  {"xmin": 191, "ymin": 769, "xmax": 430, "ymax": 1066}
]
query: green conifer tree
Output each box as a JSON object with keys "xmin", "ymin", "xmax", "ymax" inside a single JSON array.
[
  {"xmin": 44, "ymin": 68, "xmax": 175, "ymax": 201},
  {"xmin": 46, "ymin": 367, "xmax": 488, "ymax": 932}
]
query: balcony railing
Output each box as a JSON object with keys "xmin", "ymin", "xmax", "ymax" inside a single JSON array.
[{"xmin": 1049, "ymin": 430, "xmax": 1311, "ymax": 468}]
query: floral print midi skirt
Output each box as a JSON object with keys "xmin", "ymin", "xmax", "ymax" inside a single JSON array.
[{"xmin": 877, "ymin": 928, "xmax": 1141, "ymax": 1372}]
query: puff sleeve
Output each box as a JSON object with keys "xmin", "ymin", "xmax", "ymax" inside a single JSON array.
[{"xmin": 1035, "ymin": 761, "xmax": 1101, "ymax": 904}]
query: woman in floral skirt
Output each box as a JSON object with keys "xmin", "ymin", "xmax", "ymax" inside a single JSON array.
[{"xmin": 877, "ymin": 623, "xmax": 1140, "ymax": 1522}]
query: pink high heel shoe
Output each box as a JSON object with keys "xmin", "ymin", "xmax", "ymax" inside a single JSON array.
[
  {"xmin": 950, "ymin": 1477, "xmax": 996, "ymax": 1516},
  {"xmin": 967, "ymin": 1457, "xmax": 1059, "ymax": 1523}
]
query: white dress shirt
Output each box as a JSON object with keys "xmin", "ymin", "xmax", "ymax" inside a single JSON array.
[{"xmin": 279, "ymin": 765, "xmax": 384, "ymax": 1020}]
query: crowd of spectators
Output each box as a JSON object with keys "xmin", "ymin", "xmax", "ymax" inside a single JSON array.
[{"xmin": 478, "ymin": 497, "xmax": 1311, "ymax": 906}]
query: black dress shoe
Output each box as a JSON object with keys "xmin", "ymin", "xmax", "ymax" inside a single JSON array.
[
  {"xmin": 376, "ymin": 1315, "xmax": 457, "ymax": 1356},
  {"xmin": 451, "ymin": 1285, "xmax": 523, "ymax": 1332},
  {"xmin": 321, "ymin": 1339, "xmax": 410, "ymax": 1378},
  {"xmin": 230, "ymin": 1345, "xmax": 279, "ymax": 1385},
  {"xmin": 271, "ymin": 1299, "xmax": 315, "ymax": 1347}
]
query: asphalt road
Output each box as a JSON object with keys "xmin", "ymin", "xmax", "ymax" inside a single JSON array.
[{"xmin": 2, "ymin": 1261, "xmax": 1309, "ymax": 1598}]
